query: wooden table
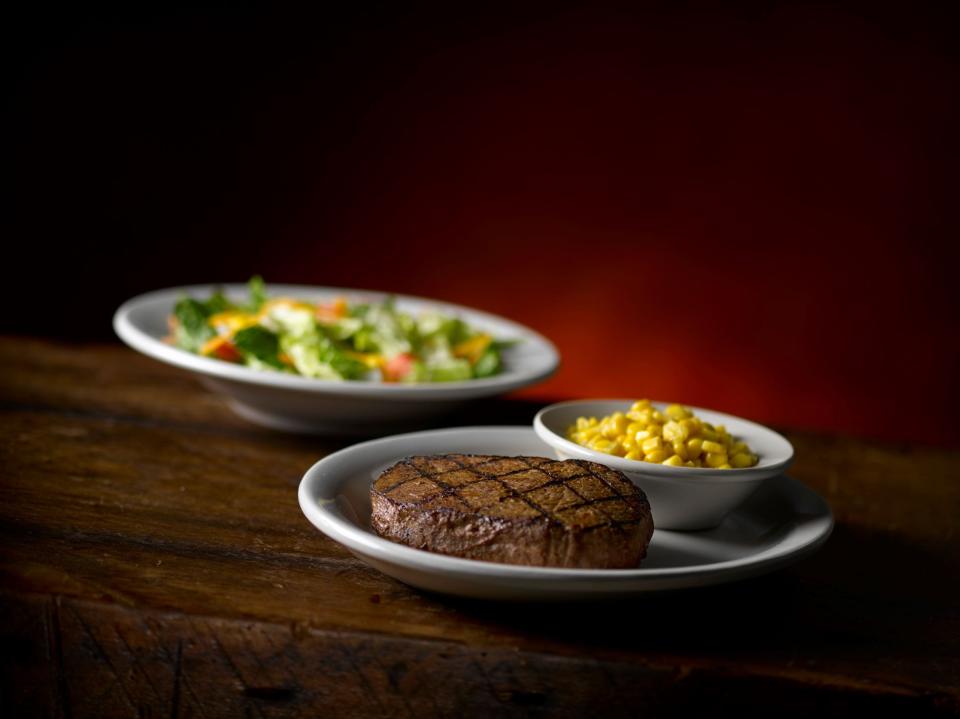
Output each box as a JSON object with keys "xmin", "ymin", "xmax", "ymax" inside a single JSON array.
[{"xmin": 1, "ymin": 337, "xmax": 957, "ymax": 717}]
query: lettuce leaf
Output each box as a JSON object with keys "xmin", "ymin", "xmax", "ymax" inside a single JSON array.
[
  {"xmin": 233, "ymin": 326, "xmax": 285, "ymax": 369},
  {"xmin": 473, "ymin": 347, "xmax": 502, "ymax": 378},
  {"xmin": 278, "ymin": 324, "xmax": 367, "ymax": 380},
  {"xmin": 425, "ymin": 357, "xmax": 472, "ymax": 382},
  {"xmin": 246, "ymin": 275, "xmax": 267, "ymax": 312},
  {"xmin": 173, "ymin": 297, "xmax": 215, "ymax": 352},
  {"xmin": 359, "ymin": 298, "xmax": 417, "ymax": 356},
  {"xmin": 204, "ymin": 290, "xmax": 233, "ymax": 315}
]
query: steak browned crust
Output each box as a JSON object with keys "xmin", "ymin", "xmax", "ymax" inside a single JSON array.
[{"xmin": 370, "ymin": 454, "xmax": 654, "ymax": 568}]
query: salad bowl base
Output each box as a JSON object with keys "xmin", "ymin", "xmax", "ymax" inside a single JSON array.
[{"xmin": 213, "ymin": 380, "xmax": 465, "ymax": 435}]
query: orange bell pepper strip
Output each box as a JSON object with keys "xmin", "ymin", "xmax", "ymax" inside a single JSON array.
[
  {"xmin": 316, "ymin": 297, "xmax": 349, "ymax": 323},
  {"xmin": 200, "ymin": 336, "xmax": 243, "ymax": 363},
  {"xmin": 452, "ymin": 334, "xmax": 492, "ymax": 365}
]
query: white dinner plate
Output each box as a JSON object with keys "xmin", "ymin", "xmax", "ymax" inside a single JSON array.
[
  {"xmin": 114, "ymin": 284, "xmax": 559, "ymax": 434},
  {"xmin": 298, "ymin": 426, "xmax": 833, "ymax": 600}
]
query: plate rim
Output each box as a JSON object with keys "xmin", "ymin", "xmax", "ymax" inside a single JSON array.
[
  {"xmin": 297, "ymin": 426, "xmax": 833, "ymax": 586},
  {"xmin": 113, "ymin": 283, "xmax": 560, "ymax": 397}
]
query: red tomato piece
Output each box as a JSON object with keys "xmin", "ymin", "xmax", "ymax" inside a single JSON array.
[{"xmin": 382, "ymin": 352, "xmax": 415, "ymax": 382}]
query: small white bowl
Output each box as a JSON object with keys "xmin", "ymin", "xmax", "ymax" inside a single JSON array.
[{"xmin": 533, "ymin": 399, "xmax": 794, "ymax": 530}]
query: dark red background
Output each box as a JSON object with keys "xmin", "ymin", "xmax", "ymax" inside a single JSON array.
[{"xmin": 9, "ymin": 3, "xmax": 959, "ymax": 445}]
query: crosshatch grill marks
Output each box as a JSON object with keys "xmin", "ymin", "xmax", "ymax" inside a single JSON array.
[
  {"xmin": 430, "ymin": 469, "xmax": 483, "ymax": 488},
  {"xmin": 377, "ymin": 462, "xmax": 423, "ymax": 494},
  {"xmin": 371, "ymin": 454, "xmax": 654, "ymax": 569},
  {"xmin": 524, "ymin": 482, "xmax": 584, "ymax": 513},
  {"xmin": 565, "ymin": 474, "xmax": 616, "ymax": 501},
  {"xmin": 496, "ymin": 457, "xmax": 629, "ymax": 529},
  {"xmin": 373, "ymin": 455, "xmax": 648, "ymax": 533},
  {"xmin": 453, "ymin": 455, "xmax": 640, "ymax": 533},
  {"xmin": 442, "ymin": 453, "xmax": 496, "ymax": 467},
  {"xmin": 510, "ymin": 456, "xmax": 633, "ymax": 533},
  {"xmin": 444, "ymin": 455, "xmax": 562, "ymax": 525},
  {"xmin": 383, "ymin": 476, "xmax": 443, "ymax": 504},
  {"xmin": 393, "ymin": 460, "xmax": 477, "ymax": 512},
  {"xmin": 380, "ymin": 457, "xmax": 554, "ymax": 521},
  {"xmin": 409, "ymin": 455, "xmax": 461, "ymax": 474},
  {"xmin": 499, "ymin": 469, "xmax": 557, "ymax": 493}
]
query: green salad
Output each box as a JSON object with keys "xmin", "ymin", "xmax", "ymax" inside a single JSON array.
[{"xmin": 169, "ymin": 278, "xmax": 511, "ymax": 382}]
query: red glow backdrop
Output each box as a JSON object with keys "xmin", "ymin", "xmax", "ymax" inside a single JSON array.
[{"xmin": 9, "ymin": 3, "xmax": 959, "ymax": 445}]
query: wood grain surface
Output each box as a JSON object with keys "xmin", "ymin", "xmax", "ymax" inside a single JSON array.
[{"xmin": 1, "ymin": 337, "xmax": 957, "ymax": 717}]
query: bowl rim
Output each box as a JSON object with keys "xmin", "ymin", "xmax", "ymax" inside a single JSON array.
[
  {"xmin": 533, "ymin": 398, "xmax": 794, "ymax": 484},
  {"xmin": 113, "ymin": 283, "xmax": 560, "ymax": 398}
]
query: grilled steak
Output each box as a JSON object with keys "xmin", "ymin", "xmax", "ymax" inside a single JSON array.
[{"xmin": 370, "ymin": 454, "xmax": 654, "ymax": 568}]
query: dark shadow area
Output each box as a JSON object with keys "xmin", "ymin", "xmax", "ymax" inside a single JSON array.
[
  {"xmin": 6, "ymin": 1, "xmax": 959, "ymax": 443},
  {"xmin": 427, "ymin": 523, "xmax": 958, "ymax": 677}
]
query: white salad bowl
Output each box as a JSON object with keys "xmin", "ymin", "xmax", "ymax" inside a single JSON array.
[
  {"xmin": 534, "ymin": 400, "xmax": 795, "ymax": 530},
  {"xmin": 114, "ymin": 284, "xmax": 559, "ymax": 434}
]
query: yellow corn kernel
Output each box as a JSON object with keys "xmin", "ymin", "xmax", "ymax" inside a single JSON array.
[
  {"xmin": 701, "ymin": 439, "xmax": 726, "ymax": 454},
  {"xmin": 680, "ymin": 417, "xmax": 701, "ymax": 434},
  {"xmin": 590, "ymin": 437, "xmax": 613, "ymax": 452},
  {"xmin": 662, "ymin": 420, "xmax": 689, "ymax": 443},
  {"xmin": 600, "ymin": 414, "xmax": 627, "ymax": 438},
  {"xmin": 608, "ymin": 441, "xmax": 627, "ymax": 457},
  {"xmin": 717, "ymin": 463, "xmax": 732, "ymax": 469},
  {"xmin": 641, "ymin": 436, "xmax": 663, "ymax": 453},
  {"xmin": 685, "ymin": 437, "xmax": 703, "ymax": 459},
  {"xmin": 626, "ymin": 409, "xmax": 653, "ymax": 423},
  {"xmin": 672, "ymin": 441, "xmax": 688, "ymax": 460},
  {"xmin": 644, "ymin": 448, "xmax": 669, "ymax": 463},
  {"xmin": 704, "ymin": 452, "xmax": 728, "ymax": 468},
  {"xmin": 662, "ymin": 454, "xmax": 684, "ymax": 466},
  {"xmin": 731, "ymin": 453, "xmax": 756, "ymax": 468},
  {"xmin": 665, "ymin": 403, "xmax": 692, "ymax": 420},
  {"xmin": 568, "ymin": 401, "xmax": 757, "ymax": 471}
]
